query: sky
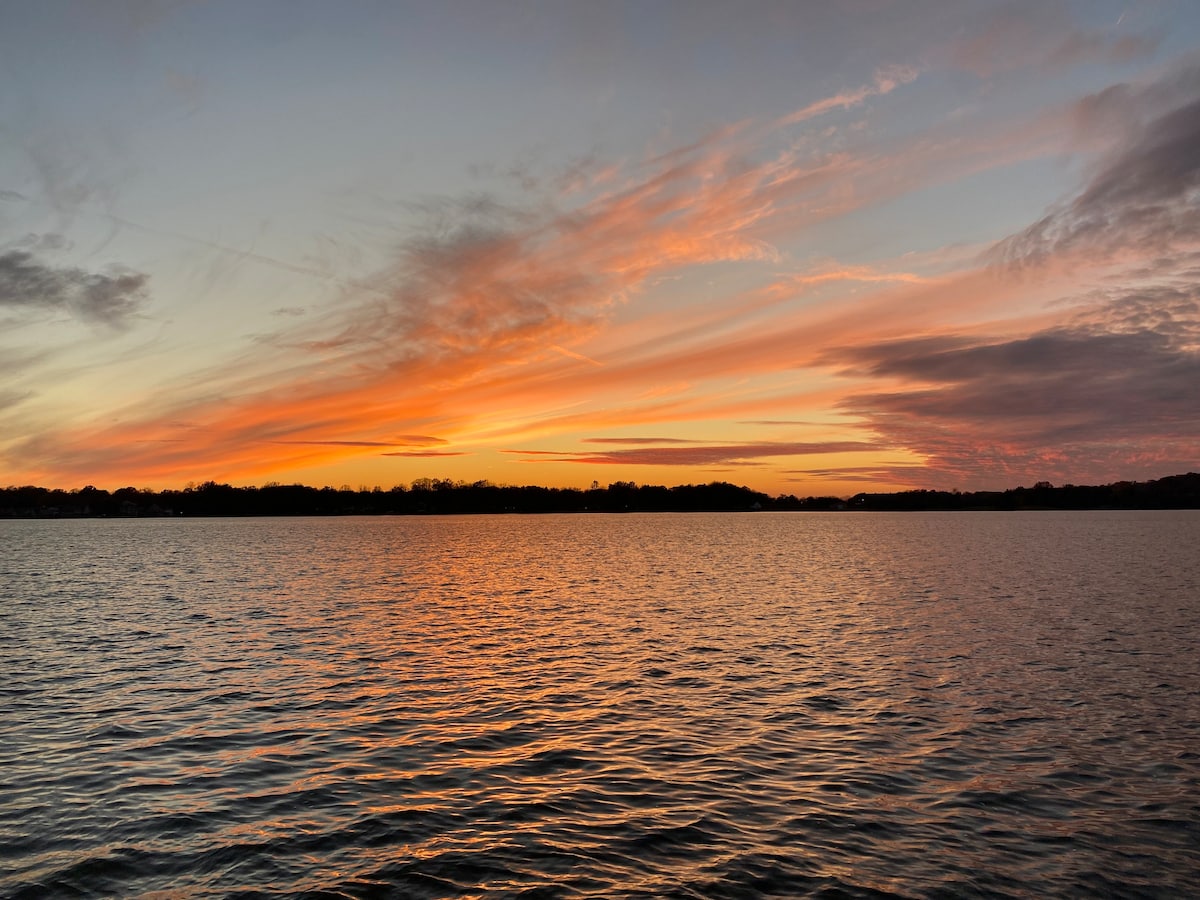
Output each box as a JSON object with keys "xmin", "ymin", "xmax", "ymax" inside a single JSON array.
[{"xmin": 2, "ymin": 0, "xmax": 1199, "ymax": 496}]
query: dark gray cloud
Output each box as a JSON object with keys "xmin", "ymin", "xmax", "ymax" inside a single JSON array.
[
  {"xmin": 15, "ymin": 232, "xmax": 71, "ymax": 253},
  {"xmin": 0, "ymin": 250, "xmax": 148, "ymax": 327},
  {"xmin": 829, "ymin": 287, "xmax": 1200, "ymax": 486},
  {"xmin": 1068, "ymin": 59, "xmax": 1200, "ymax": 144},
  {"xmin": 995, "ymin": 64, "xmax": 1200, "ymax": 268},
  {"xmin": 841, "ymin": 330, "xmax": 1199, "ymax": 438}
]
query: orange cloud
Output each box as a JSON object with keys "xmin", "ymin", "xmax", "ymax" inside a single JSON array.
[
  {"xmin": 777, "ymin": 64, "xmax": 919, "ymax": 125},
  {"xmin": 7, "ymin": 60, "xmax": 1196, "ymax": 492}
]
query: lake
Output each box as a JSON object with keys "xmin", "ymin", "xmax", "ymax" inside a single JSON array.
[{"xmin": 2, "ymin": 511, "xmax": 1198, "ymax": 897}]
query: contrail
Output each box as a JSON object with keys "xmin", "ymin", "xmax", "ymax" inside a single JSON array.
[
  {"xmin": 550, "ymin": 344, "xmax": 604, "ymax": 366},
  {"xmin": 103, "ymin": 213, "xmax": 338, "ymax": 282}
]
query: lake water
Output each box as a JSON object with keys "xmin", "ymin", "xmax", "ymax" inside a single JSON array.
[{"xmin": 2, "ymin": 511, "xmax": 1198, "ymax": 898}]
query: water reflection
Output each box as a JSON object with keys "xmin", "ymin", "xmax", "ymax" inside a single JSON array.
[{"xmin": 1, "ymin": 512, "xmax": 1198, "ymax": 896}]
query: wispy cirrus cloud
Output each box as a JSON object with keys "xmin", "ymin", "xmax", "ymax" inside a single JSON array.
[
  {"xmin": 946, "ymin": 2, "xmax": 1158, "ymax": 78},
  {"xmin": 778, "ymin": 64, "xmax": 919, "ymax": 125},
  {"xmin": 2, "ymin": 79, "xmax": 935, "ymax": 484}
]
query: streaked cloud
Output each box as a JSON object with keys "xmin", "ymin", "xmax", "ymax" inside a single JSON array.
[
  {"xmin": 583, "ymin": 437, "xmax": 702, "ymax": 445},
  {"xmin": 382, "ymin": 450, "xmax": 470, "ymax": 458},
  {"xmin": 272, "ymin": 437, "xmax": 445, "ymax": 448},
  {"xmin": 507, "ymin": 442, "xmax": 882, "ymax": 467},
  {"xmin": 779, "ymin": 65, "xmax": 919, "ymax": 125}
]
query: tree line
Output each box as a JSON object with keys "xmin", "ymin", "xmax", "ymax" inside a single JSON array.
[
  {"xmin": 0, "ymin": 479, "xmax": 778, "ymax": 517},
  {"xmin": 1, "ymin": 473, "xmax": 1197, "ymax": 517}
]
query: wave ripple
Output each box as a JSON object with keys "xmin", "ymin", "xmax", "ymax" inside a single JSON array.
[{"xmin": 2, "ymin": 512, "xmax": 1199, "ymax": 897}]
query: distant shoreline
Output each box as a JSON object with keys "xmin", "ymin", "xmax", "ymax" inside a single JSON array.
[{"xmin": 2, "ymin": 473, "xmax": 1197, "ymax": 517}]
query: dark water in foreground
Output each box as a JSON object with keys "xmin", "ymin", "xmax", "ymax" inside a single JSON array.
[{"xmin": 2, "ymin": 512, "xmax": 1198, "ymax": 898}]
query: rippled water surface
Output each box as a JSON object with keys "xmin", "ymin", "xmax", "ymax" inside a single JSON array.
[{"xmin": 3, "ymin": 511, "xmax": 1199, "ymax": 898}]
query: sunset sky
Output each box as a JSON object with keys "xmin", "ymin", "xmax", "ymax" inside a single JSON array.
[{"xmin": 2, "ymin": 1, "xmax": 1199, "ymax": 496}]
